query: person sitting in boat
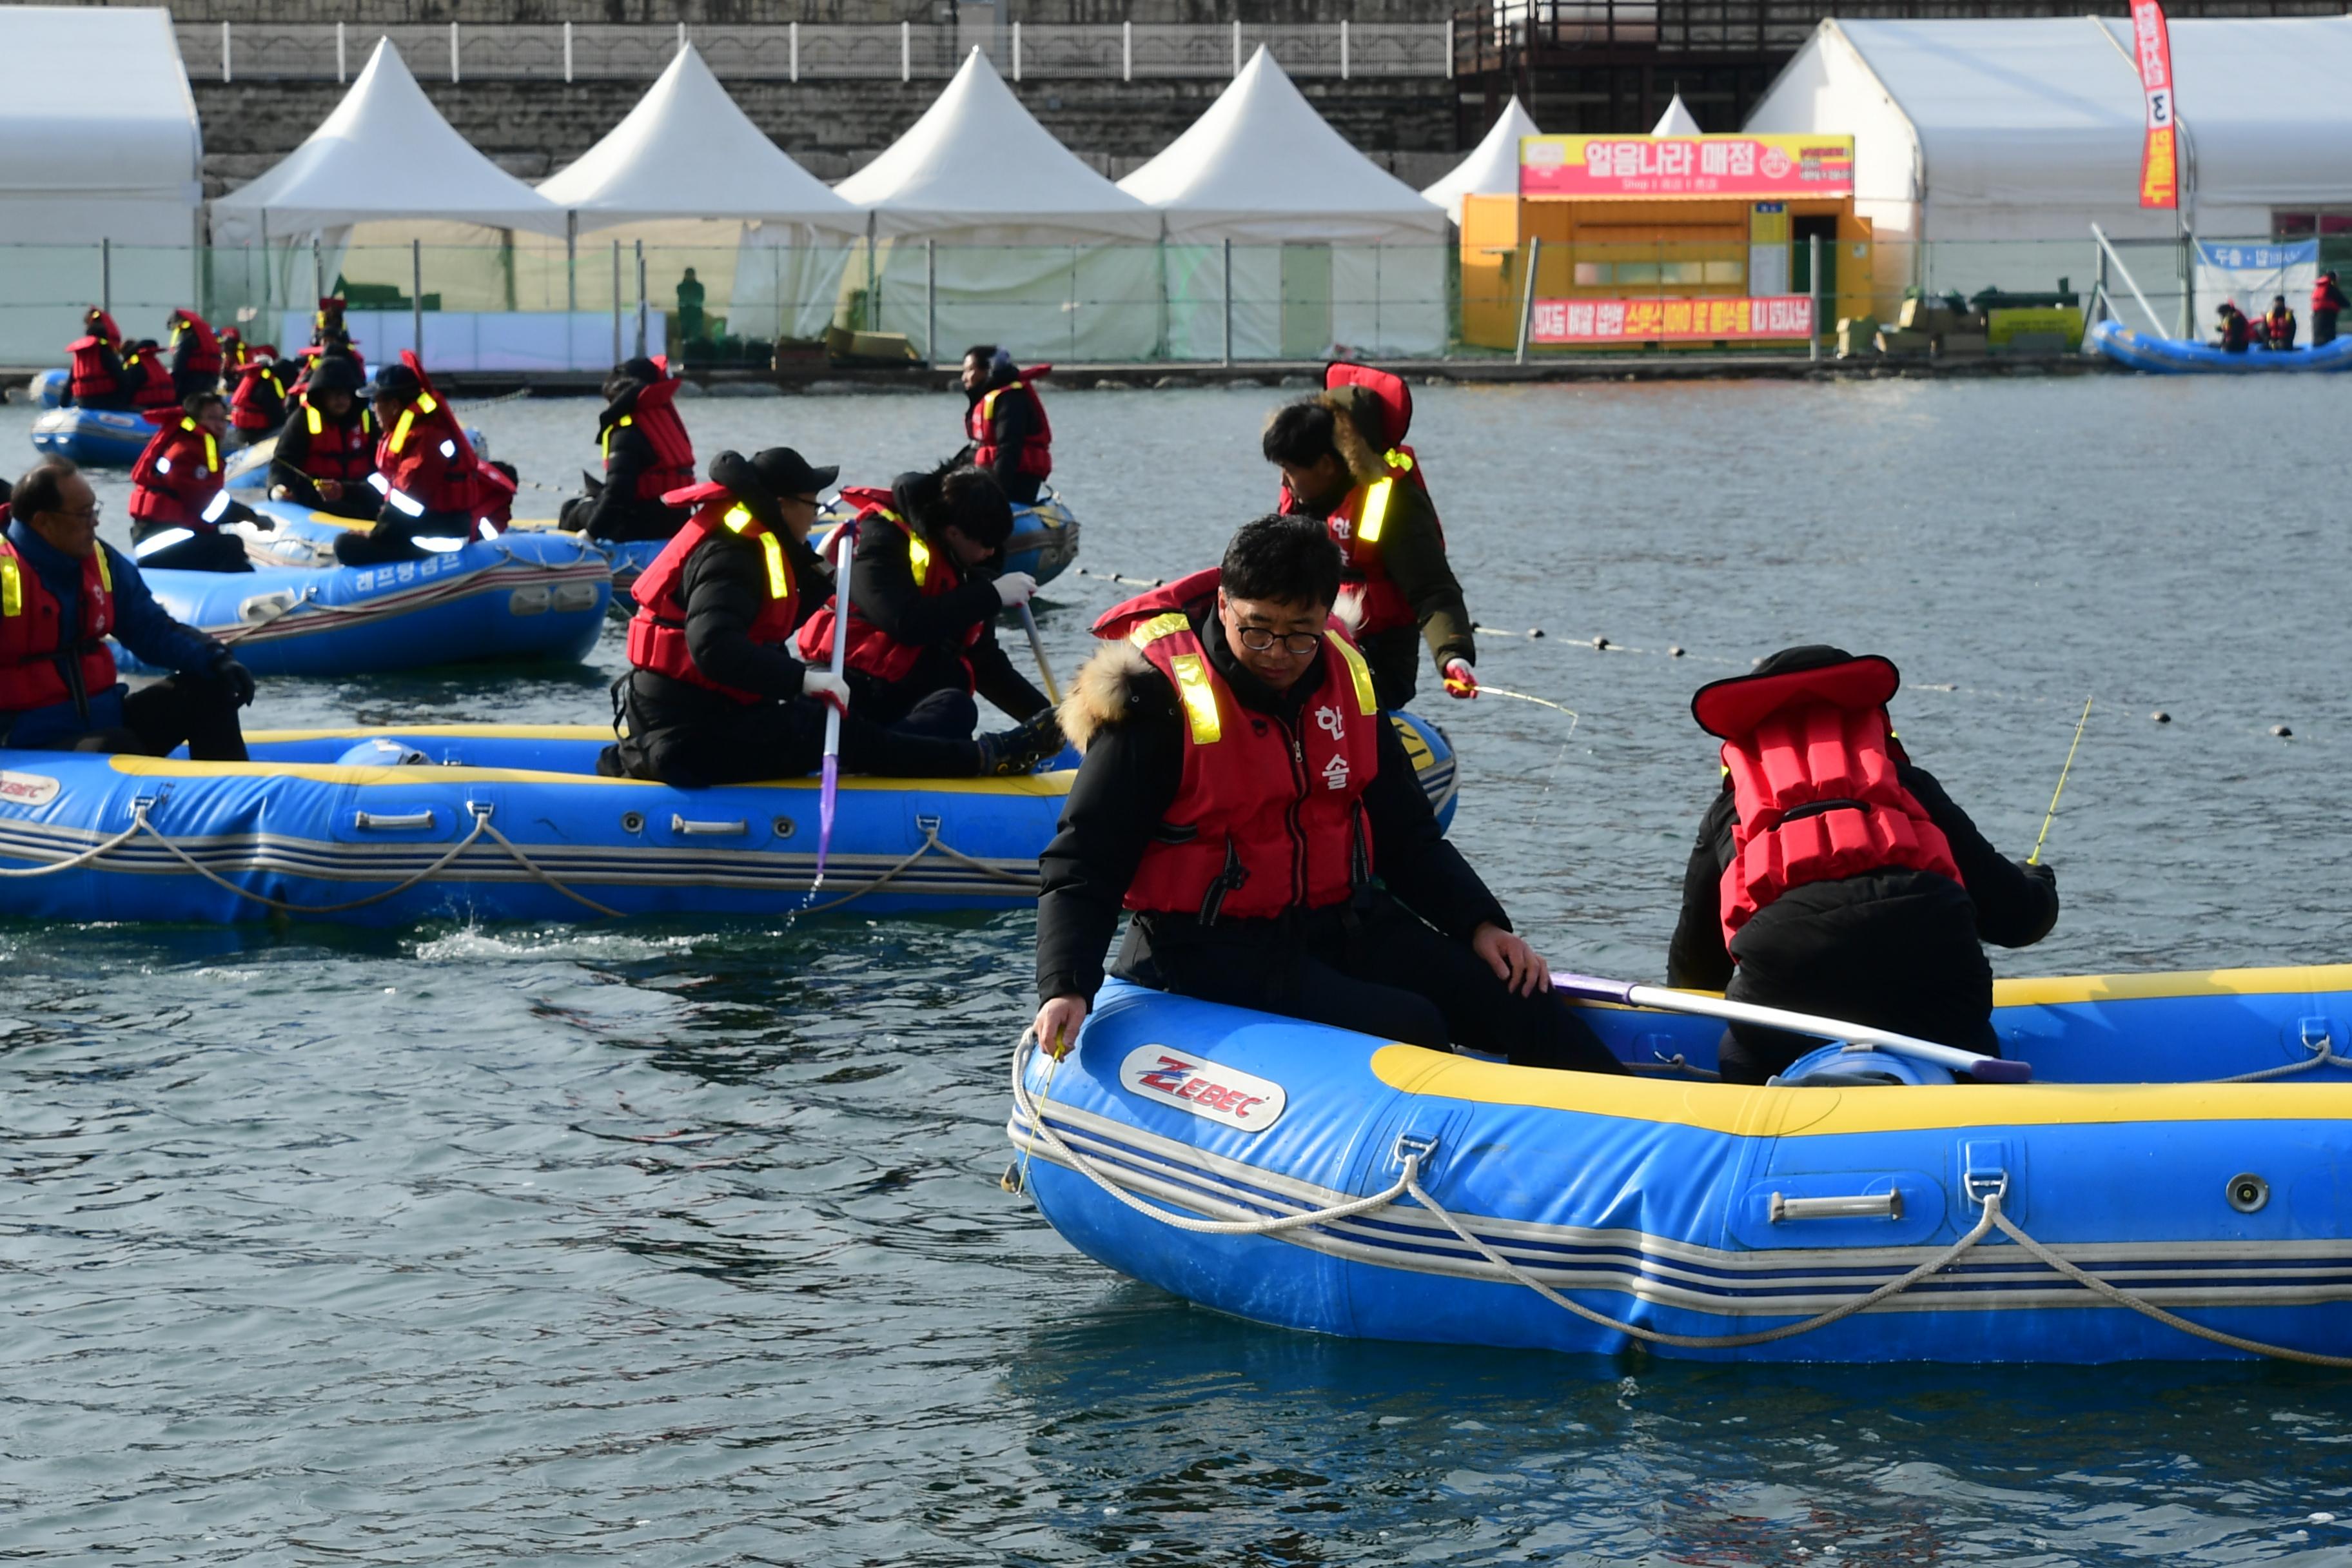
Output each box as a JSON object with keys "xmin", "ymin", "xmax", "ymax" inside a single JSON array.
[
  {"xmin": 958, "ymin": 346, "xmax": 1052, "ymax": 505},
  {"xmin": 1665, "ymin": 645, "xmax": 2061, "ymax": 1085},
  {"xmin": 268, "ymin": 355, "xmax": 378, "ymax": 520},
  {"xmin": 335, "ymin": 353, "xmax": 517, "ymax": 567},
  {"xmin": 605, "ymin": 447, "xmax": 1066, "ymax": 789},
  {"xmin": 229, "ymin": 353, "xmax": 290, "ymax": 449},
  {"xmin": 2214, "ymin": 302, "xmax": 2252, "ymax": 354},
  {"xmin": 1030, "ymin": 514, "xmax": 1623, "ymax": 1073},
  {"xmin": 792, "ymin": 460, "xmax": 1059, "ymax": 747},
  {"xmin": 0, "ymin": 459, "xmax": 253, "ymax": 760},
  {"xmin": 2264, "ymin": 295, "xmax": 2298, "ymax": 351},
  {"xmin": 127, "ymin": 393, "xmax": 264, "ymax": 574},
  {"xmin": 1264, "ymin": 374, "xmax": 1477, "ymax": 712},
  {"xmin": 558, "ymin": 357, "xmax": 694, "ymax": 544},
  {"xmin": 64, "ymin": 308, "xmax": 139, "ymax": 411},
  {"xmin": 218, "ymin": 327, "xmax": 252, "ymax": 373},
  {"xmin": 120, "ymin": 336, "xmax": 180, "ymax": 411},
  {"xmin": 166, "ymin": 309, "xmax": 224, "ymax": 400},
  {"xmin": 2312, "ymin": 271, "xmax": 2348, "ymax": 346}
]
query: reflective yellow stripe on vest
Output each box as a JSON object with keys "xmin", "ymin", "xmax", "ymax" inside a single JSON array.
[
  {"xmin": 416, "ymin": 393, "xmax": 438, "ymax": 415},
  {"xmin": 202, "ymin": 431, "xmax": 219, "ymax": 474},
  {"xmin": 722, "ymin": 504, "xmax": 790, "ymax": 600},
  {"xmin": 602, "ymin": 414, "xmax": 632, "ymax": 459},
  {"xmin": 306, "ymin": 404, "xmax": 324, "ymax": 436},
  {"xmin": 0, "ymin": 558, "xmax": 19, "ymax": 618},
  {"xmin": 1129, "ymin": 613, "xmax": 1221, "ymax": 743},
  {"xmin": 94, "ymin": 547, "xmax": 112, "ymax": 593},
  {"xmin": 1383, "ymin": 447, "xmax": 1415, "ymax": 473},
  {"xmin": 980, "ymin": 380, "xmax": 1024, "ymax": 420},
  {"xmin": 1328, "ymin": 632, "xmax": 1377, "ymax": 715},
  {"xmin": 389, "ymin": 407, "xmax": 416, "ymax": 453},
  {"xmin": 1357, "ymin": 476, "xmax": 1396, "ymax": 545},
  {"xmin": 907, "ymin": 532, "xmax": 932, "ymax": 589}
]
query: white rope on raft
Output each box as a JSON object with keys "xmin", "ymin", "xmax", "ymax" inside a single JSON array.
[{"xmin": 1006, "ymin": 1030, "xmax": 2352, "ymax": 1364}]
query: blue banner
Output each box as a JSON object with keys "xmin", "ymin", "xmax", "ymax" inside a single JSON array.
[{"xmin": 2196, "ymin": 239, "xmax": 2318, "ymax": 271}]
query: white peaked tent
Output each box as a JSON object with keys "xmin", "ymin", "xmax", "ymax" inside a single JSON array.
[
  {"xmin": 1422, "ymin": 97, "xmax": 1541, "ymax": 226},
  {"xmin": 1121, "ymin": 47, "xmax": 1451, "ymax": 357},
  {"xmin": 212, "ymin": 39, "xmax": 564, "ymax": 241},
  {"xmin": 836, "ymin": 48, "xmax": 1159, "ymax": 359},
  {"xmin": 0, "ymin": 6, "xmax": 202, "ymax": 362},
  {"xmin": 538, "ymin": 44, "xmax": 861, "ymax": 342},
  {"xmin": 1651, "ymin": 95, "xmax": 1703, "ymax": 135}
]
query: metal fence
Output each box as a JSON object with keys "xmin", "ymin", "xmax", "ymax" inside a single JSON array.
[{"xmin": 180, "ymin": 20, "xmax": 1454, "ymax": 84}]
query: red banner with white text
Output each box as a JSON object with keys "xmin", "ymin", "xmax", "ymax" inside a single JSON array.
[
  {"xmin": 2131, "ymin": 0, "xmax": 2179, "ymax": 209},
  {"xmin": 1531, "ymin": 296, "xmax": 1816, "ymax": 345}
]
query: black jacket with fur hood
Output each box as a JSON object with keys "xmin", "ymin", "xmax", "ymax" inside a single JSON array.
[{"xmin": 1035, "ymin": 602, "xmax": 1510, "ymax": 1005}]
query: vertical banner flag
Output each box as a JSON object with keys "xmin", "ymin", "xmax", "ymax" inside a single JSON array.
[{"xmin": 2131, "ymin": 0, "xmax": 2178, "ymax": 209}]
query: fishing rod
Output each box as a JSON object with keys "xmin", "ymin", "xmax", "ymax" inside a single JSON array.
[{"xmin": 2028, "ymin": 694, "xmax": 2094, "ymax": 866}]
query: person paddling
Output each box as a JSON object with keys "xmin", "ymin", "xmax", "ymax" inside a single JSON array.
[
  {"xmin": 1030, "ymin": 514, "xmax": 1621, "ymax": 1072},
  {"xmin": 1665, "ymin": 645, "xmax": 2059, "ymax": 1084}
]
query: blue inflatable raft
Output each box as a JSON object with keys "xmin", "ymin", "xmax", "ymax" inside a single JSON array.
[
  {"xmin": 1011, "ymin": 967, "xmax": 2352, "ymax": 1365},
  {"xmin": 122, "ymin": 504, "xmax": 611, "ymax": 678},
  {"xmin": 30, "ymin": 405, "xmax": 152, "ymax": 466},
  {"xmin": 2089, "ymin": 318, "xmax": 2352, "ymax": 373},
  {"xmin": 30, "ymin": 368, "xmax": 68, "ymax": 407},
  {"xmin": 0, "ymin": 713, "xmax": 1455, "ymax": 926}
]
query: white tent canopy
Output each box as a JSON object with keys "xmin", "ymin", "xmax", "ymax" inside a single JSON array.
[
  {"xmin": 835, "ymin": 47, "xmax": 1158, "ymax": 360},
  {"xmin": 1747, "ymin": 17, "xmax": 2352, "ymax": 248},
  {"xmin": 538, "ymin": 45, "xmax": 859, "ymax": 232},
  {"xmin": 1651, "ymin": 94, "xmax": 1703, "ymax": 136},
  {"xmin": 1121, "ymin": 46, "xmax": 1449, "ymax": 358},
  {"xmin": 837, "ymin": 48, "xmax": 1154, "ymax": 242},
  {"xmin": 212, "ymin": 38, "xmax": 565, "ymax": 242},
  {"xmin": 0, "ymin": 6, "xmax": 202, "ymax": 360},
  {"xmin": 1422, "ymin": 96, "xmax": 1540, "ymax": 227}
]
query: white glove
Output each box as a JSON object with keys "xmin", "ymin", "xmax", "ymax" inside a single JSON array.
[
  {"xmin": 993, "ymin": 571, "xmax": 1039, "ymax": 609},
  {"xmin": 801, "ymin": 668, "xmax": 851, "ymax": 712},
  {"xmin": 1443, "ymin": 659, "xmax": 1480, "ymax": 699}
]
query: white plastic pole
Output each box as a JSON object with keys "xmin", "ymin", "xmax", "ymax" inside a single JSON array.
[
  {"xmin": 220, "ymin": 21, "xmax": 231, "ymax": 83},
  {"xmin": 1232, "ymin": 19, "xmax": 1241, "ymax": 74},
  {"xmin": 450, "ymin": 21, "xmax": 460, "ymax": 83},
  {"xmin": 790, "ymin": 21, "xmax": 799, "ymax": 82},
  {"xmin": 1012, "ymin": 21, "xmax": 1021, "ymax": 81},
  {"xmin": 565, "ymin": 211, "xmax": 577, "ymax": 313},
  {"xmin": 611, "ymin": 239, "xmax": 622, "ymax": 364},
  {"xmin": 634, "ymin": 239, "xmax": 647, "ymax": 358},
  {"xmin": 411, "ymin": 239, "xmax": 424, "ymax": 357},
  {"xmin": 925, "ymin": 239, "xmax": 937, "ymax": 366},
  {"xmin": 901, "ymin": 20, "xmax": 910, "ymax": 81},
  {"xmin": 101, "ymin": 239, "xmax": 111, "ymax": 315},
  {"xmin": 1221, "ymin": 237, "xmax": 1233, "ymax": 366},
  {"xmin": 1341, "ymin": 20, "xmax": 1350, "ymax": 79},
  {"xmin": 564, "ymin": 20, "xmax": 574, "ymax": 83},
  {"xmin": 1514, "ymin": 236, "xmax": 1541, "ymax": 364},
  {"xmin": 1809, "ymin": 233, "xmax": 1823, "ymax": 362},
  {"xmin": 676, "ymin": 21, "xmax": 686, "ymax": 55},
  {"xmin": 1123, "ymin": 20, "xmax": 1132, "ymax": 81},
  {"xmin": 337, "ymin": 21, "xmax": 347, "ymax": 84}
]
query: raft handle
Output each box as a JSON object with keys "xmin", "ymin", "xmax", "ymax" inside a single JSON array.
[
  {"xmin": 1389, "ymin": 1132, "xmax": 1440, "ymax": 1173},
  {"xmin": 1771, "ymin": 1190, "xmax": 1903, "ymax": 1224},
  {"xmin": 670, "ymin": 814, "xmax": 747, "ymax": 836},
  {"xmin": 353, "ymin": 810, "xmax": 436, "ymax": 832}
]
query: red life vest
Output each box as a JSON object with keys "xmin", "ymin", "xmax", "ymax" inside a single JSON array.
[
  {"xmin": 2266, "ymin": 308, "xmax": 2296, "ymax": 344},
  {"xmin": 219, "ymin": 329, "xmax": 248, "ymax": 371},
  {"xmin": 66, "ymin": 336, "xmax": 121, "ymax": 404},
  {"xmin": 966, "ymin": 370, "xmax": 1054, "ymax": 482},
  {"xmin": 2314, "ymin": 279, "xmax": 2346, "ymax": 313},
  {"xmin": 1094, "ymin": 568, "xmax": 1382, "ymax": 923},
  {"xmin": 230, "ymin": 362, "xmax": 288, "ymax": 434},
  {"xmin": 375, "ymin": 352, "xmax": 505, "ymax": 522},
  {"xmin": 792, "ymin": 489, "xmax": 981, "ymax": 689},
  {"xmin": 169, "ymin": 310, "xmax": 223, "ymax": 378},
  {"xmin": 295, "ymin": 397, "xmax": 379, "ymax": 483},
  {"xmin": 1275, "ymin": 364, "xmax": 1442, "ymax": 638},
  {"xmin": 1692, "ymin": 655, "xmax": 1965, "ymax": 950},
  {"xmin": 122, "ymin": 346, "xmax": 177, "ymax": 409},
  {"xmin": 0, "ymin": 535, "xmax": 118, "ymax": 712},
  {"xmin": 603, "ymin": 377, "xmax": 696, "ymax": 503},
  {"xmin": 626, "ymin": 482, "xmax": 801, "ymax": 704},
  {"xmin": 127, "ymin": 412, "xmax": 227, "ymax": 531}
]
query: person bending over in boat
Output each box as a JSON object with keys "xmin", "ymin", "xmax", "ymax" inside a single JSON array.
[
  {"xmin": 0, "ymin": 460, "xmax": 254, "ymax": 760},
  {"xmin": 336, "ymin": 353, "xmax": 518, "ymax": 567},
  {"xmin": 166, "ymin": 309, "xmax": 224, "ymax": 401},
  {"xmin": 2214, "ymin": 302, "xmax": 2252, "ymax": 354},
  {"xmin": 1264, "ymin": 372, "xmax": 1477, "ymax": 712},
  {"xmin": 268, "ymin": 355, "xmax": 379, "ymax": 521},
  {"xmin": 792, "ymin": 460, "xmax": 1061, "ymax": 754},
  {"xmin": 229, "ymin": 351, "xmax": 289, "ymax": 449},
  {"xmin": 957, "ymin": 346, "xmax": 1052, "ymax": 505},
  {"xmin": 1030, "ymin": 514, "xmax": 1622, "ymax": 1072},
  {"xmin": 559, "ymin": 357, "xmax": 695, "ymax": 544},
  {"xmin": 127, "ymin": 393, "xmax": 265, "ymax": 574},
  {"xmin": 64, "ymin": 308, "xmax": 139, "ymax": 412},
  {"xmin": 2264, "ymin": 295, "xmax": 2298, "ymax": 351},
  {"xmin": 1665, "ymin": 646, "xmax": 2060, "ymax": 1085},
  {"xmin": 605, "ymin": 447, "xmax": 1067, "ymax": 789}
]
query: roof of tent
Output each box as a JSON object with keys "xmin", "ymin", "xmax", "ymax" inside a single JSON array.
[
  {"xmin": 1749, "ymin": 17, "xmax": 2352, "ymax": 235},
  {"xmin": 1651, "ymin": 94, "xmax": 1703, "ymax": 135},
  {"xmin": 834, "ymin": 48, "xmax": 1155, "ymax": 241},
  {"xmin": 538, "ymin": 45, "xmax": 861, "ymax": 232},
  {"xmin": 0, "ymin": 6, "xmax": 199, "ymax": 237},
  {"xmin": 1121, "ymin": 47, "xmax": 1449, "ymax": 242},
  {"xmin": 1421, "ymin": 96, "xmax": 1539, "ymax": 225},
  {"xmin": 212, "ymin": 38, "xmax": 565, "ymax": 238}
]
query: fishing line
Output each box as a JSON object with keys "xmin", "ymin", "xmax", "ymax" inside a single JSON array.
[{"xmin": 2029, "ymin": 694, "xmax": 2094, "ymax": 866}]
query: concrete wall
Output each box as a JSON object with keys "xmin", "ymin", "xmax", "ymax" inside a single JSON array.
[{"xmin": 191, "ymin": 74, "xmax": 1462, "ymax": 197}]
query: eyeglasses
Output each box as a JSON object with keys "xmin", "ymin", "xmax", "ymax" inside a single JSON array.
[
  {"xmin": 1234, "ymin": 626, "xmax": 1323, "ymax": 656},
  {"xmin": 50, "ymin": 504, "xmax": 101, "ymax": 521}
]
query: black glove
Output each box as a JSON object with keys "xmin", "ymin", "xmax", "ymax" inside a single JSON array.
[
  {"xmin": 2016, "ymin": 858, "xmax": 2057, "ymax": 891},
  {"xmin": 210, "ymin": 651, "xmax": 256, "ymax": 707}
]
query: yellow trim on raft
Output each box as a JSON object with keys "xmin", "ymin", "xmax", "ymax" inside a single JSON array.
[
  {"xmin": 1645, "ymin": 965, "xmax": 2352, "ymax": 1010},
  {"xmin": 1371, "ymin": 1044, "xmax": 2352, "ymax": 1137},
  {"xmin": 103, "ymin": 754, "xmax": 1073, "ymax": 796}
]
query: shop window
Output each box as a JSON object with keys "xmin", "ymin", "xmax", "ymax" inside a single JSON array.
[
  {"xmin": 1703, "ymin": 260, "xmax": 1745, "ymax": 286},
  {"xmin": 1574, "ymin": 262, "xmax": 1611, "ymax": 286}
]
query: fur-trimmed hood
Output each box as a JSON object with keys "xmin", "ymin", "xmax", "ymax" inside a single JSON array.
[
  {"xmin": 1057, "ymin": 596, "xmax": 1364, "ymax": 754},
  {"xmin": 1318, "ymin": 384, "xmax": 1395, "ymax": 487}
]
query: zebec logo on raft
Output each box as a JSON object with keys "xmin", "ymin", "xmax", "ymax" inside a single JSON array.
[{"xmin": 1117, "ymin": 1044, "xmax": 1288, "ymax": 1133}]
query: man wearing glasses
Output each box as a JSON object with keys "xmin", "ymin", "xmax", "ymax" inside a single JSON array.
[
  {"xmin": 1030, "ymin": 514, "xmax": 1619, "ymax": 1073},
  {"xmin": 0, "ymin": 460, "xmax": 255, "ymax": 760}
]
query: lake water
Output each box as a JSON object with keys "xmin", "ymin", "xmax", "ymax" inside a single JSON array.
[{"xmin": 5, "ymin": 377, "xmax": 2351, "ymax": 1563}]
